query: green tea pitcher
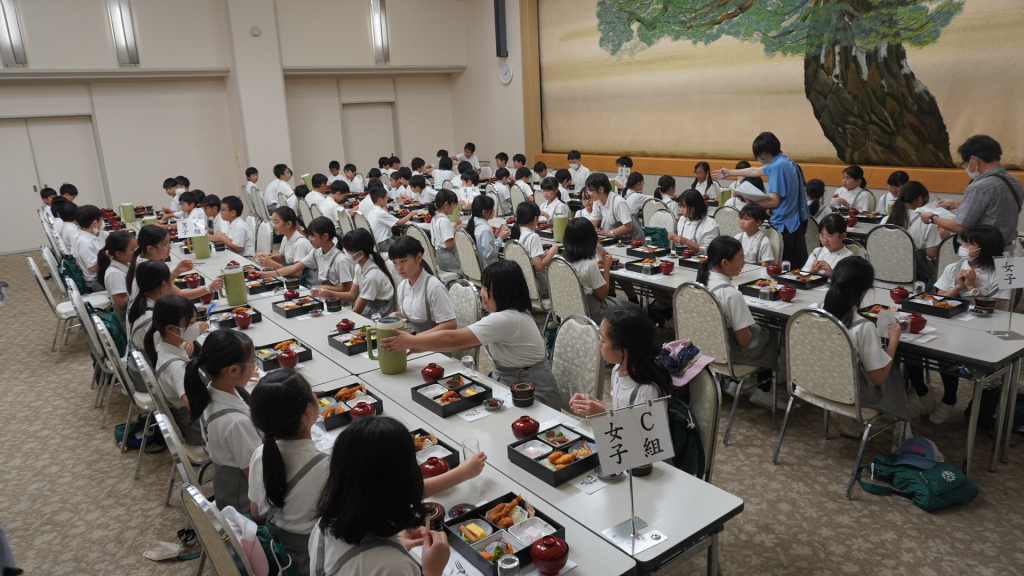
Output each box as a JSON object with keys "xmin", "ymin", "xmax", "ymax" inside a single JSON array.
[
  {"xmin": 552, "ymin": 214, "xmax": 569, "ymax": 243},
  {"xmin": 217, "ymin": 265, "xmax": 248, "ymax": 307},
  {"xmin": 191, "ymin": 234, "xmax": 211, "ymax": 259},
  {"xmin": 448, "ymin": 210, "xmax": 461, "ymax": 223},
  {"xmin": 141, "ymin": 215, "xmax": 158, "ymax": 226},
  {"xmin": 365, "ymin": 317, "xmax": 408, "ymax": 375},
  {"xmin": 119, "ymin": 203, "xmax": 136, "ymax": 223}
]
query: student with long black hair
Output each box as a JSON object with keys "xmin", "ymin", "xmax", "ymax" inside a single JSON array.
[
  {"xmin": 248, "ymin": 370, "xmax": 326, "ymax": 575},
  {"xmin": 382, "ymin": 261, "xmax": 561, "ymax": 409},
  {"xmin": 881, "ymin": 181, "xmax": 942, "ymax": 278},
  {"xmin": 821, "ymin": 257, "xmax": 910, "ymax": 438},
  {"xmin": 537, "ymin": 177, "xmax": 570, "ymax": 223},
  {"xmin": 466, "ymin": 195, "xmax": 508, "ymax": 268},
  {"xmin": 805, "ymin": 179, "xmax": 830, "ymax": 224},
  {"xmin": 562, "ymin": 217, "xmax": 632, "ymax": 324},
  {"xmin": 127, "ymin": 260, "xmax": 173, "ymax": 359},
  {"xmin": 258, "ymin": 216, "xmax": 354, "ymax": 293},
  {"xmin": 126, "ymin": 225, "xmax": 221, "ymax": 301},
  {"xmin": 621, "ymin": 172, "xmax": 646, "ymax": 217},
  {"xmin": 696, "ymin": 236, "xmax": 783, "ymax": 408},
  {"xmin": 427, "ymin": 189, "xmax": 462, "ymax": 275},
  {"xmin": 310, "ymin": 417, "xmax": 451, "ymax": 576},
  {"xmin": 184, "ymin": 329, "xmax": 260, "ymax": 511},
  {"xmin": 569, "ymin": 307, "xmax": 671, "ymax": 414},
  {"xmin": 669, "ymin": 189, "xmax": 720, "ymax": 254},
  {"xmin": 691, "ymin": 161, "xmax": 721, "ymax": 201},
  {"xmin": 254, "ymin": 206, "xmax": 314, "ymax": 276},
  {"xmin": 97, "ymin": 231, "xmax": 137, "ymax": 328},
  {"xmin": 877, "ymin": 170, "xmax": 909, "ymax": 214},
  {"xmin": 654, "ymin": 175, "xmax": 679, "ymax": 218},
  {"xmin": 388, "ymin": 236, "xmax": 457, "ymax": 334},
  {"xmin": 144, "ymin": 294, "xmax": 205, "ymax": 445},
  {"xmin": 315, "ymin": 229, "xmax": 395, "ymax": 316},
  {"xmin": 833, "ymin": 165, "xmax": 873, "ymax": 212}
]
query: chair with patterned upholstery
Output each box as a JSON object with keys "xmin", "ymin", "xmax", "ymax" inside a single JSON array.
[
  {"xmin": 865, "ymin": 225, "xmax": 915, "ymax": 285},
  {"xmin": 843, "ymin": 238, "xmax": 869, "ymax": 261},
  {"xmin": 772, "ymin": 308, "xmax": 904, "ymax": 499},
  {"xmin": 131, "ymin": 350, "xmax": 210, "ymax": 504},
  {"xmin": 299, "ymin": 199, "xmax": 314, "ymax": 226},
  {"xmin": 68, "ymin": 280, "xmax": 117, "ymax": 419},
  {"xmin": 642, "ymin": 197, "xmax": 664, "ymax": 226},
  {"xmin": 352, "ymin": 211, "xmax": 372, "ymax": 234},
  {"xmin": 441, "ymin": 180, "xmax": 454, "ymax": 190},
  {"xmin": 277, "ymin": 191, "xmax": 289, "ymax": 209},
  {"xmin": 647, "ymin": 210, "xmax": 677, "ymax": 249},
  {"xmin": 550, "ymin": 314, "xmax": 604, "ymax": 413},
  {"xmin": 238, "ymin": 186, "xmax": 255, "ymax": 220},
  {"xmin": 255, "ymin": 221, "xmax": 273, "ymax": 255},
  {"xmin": 480, "ymin": 166, "xmax": 493, "ymax": 179},
  {"xmin": 447, "ymin": 279, "xmax": 482, "ymax": 365},
  {"xmin": 453, "ymin": 229, "xmax": 482, "ymax": 285},
  {"xmin": 712, "ymin": 206, "xmax": 742, "ymax": 238},
  {"xmin": 485, "ymin": 190, "xmax": 504, "ymax": 217},
  {"xmin": 310, "ymin": 203, "xmax": 324, "ymax": 220},
  {"xmin": 546, "ymin": 256, "xmax": 588, "ymax": 323},
  {"xmin": 503, "ymin": 240, "xmax": 551, "ymax": 316},
  {"xmin": 338, "ymin": 210, "xmax": 355, "ymax": 236},
  {"xmin": 936, "ymin": 234, "xmax": 958, "ymax": 281},
  {"xmin": 804, "ymin": 217, "xmax": 821, "ymax": 254},
  {"xmin": 181, "ymin": 483, "xmax": 256, "ymax": 576},
  {"xmin": 761, "ymin": 225, "xmax": 784, "ymax": 263},
  {"xmin": 509, "ymin": 184, "xmax": 529, "ymax": 216},
  {"xmin": 687, "ymin": 367, "xmax": 722, "ymax": 483},
  {"xmin": 673, "ymin": 282, "xmax": 766, "ymax": 446},
  {"xmin": 406, "ymin": 225, "xmax": 459, "ymax": 283}
]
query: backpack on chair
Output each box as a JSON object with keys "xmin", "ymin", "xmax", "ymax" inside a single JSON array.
[{"xmin": 60, "ymin": 256, "xmax": 91, "ymax": 295}]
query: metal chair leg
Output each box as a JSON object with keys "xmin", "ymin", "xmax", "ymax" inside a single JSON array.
[
  {"xmin": 823, "ymin": 410, "xmax": 830, "ymax": 439},
  {"xmin": 134, "ymin": 411, "xmax": 154, "ymax": 480},
  {"xmin": 51, "ymin": 317, "xmax": 62, "ymax": 352},
  {"xmin": 120, "ymin": 404, "xmax": 135, "ymax": 451},
  {"xmin": 195, "ymin": 550, "xmax": 206, "ymax": 576},
  {"xmin": 722, "ymin": 375, "xmax": 754, "ymax": 446},
  {"xmin": 770, "ymin": 396, "xmax": 796, "ymax": 464},
  {"xmin": 165, "ymin": 462, "xmax": 177, "ymax": 506},
  {"xmin": 845, "ymin": 419, "xmax": 875, "ymax": 500},
  {"xmin": 101, "ymin": 375, "xmax": 120, "ymax": 428}
]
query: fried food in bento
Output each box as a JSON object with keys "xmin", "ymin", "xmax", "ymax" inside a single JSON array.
[
  {"xmin": 231, "ymin": 307, "xmax": 252, "ymax": 314},
  {"xmin": 486, "ymin": 495, "xmax": 523, "ymax": 524},
  {"xmin": 274, "ymin": 340, "xmax": 296, "ymax": 351},
  {"xmin": 554, "ymin": 453, "xmax": 577, "ymax": 466},
  {"xmin": 333, "ymin": 384, "xmax": 365, "ymax": 402},
  {"xmin": 497, "ymin": 517, "xmax": 514, "ymax": 529},
  {"xmin": 437, "ymin": 391, "xmax": 459, "ymax": 405},
  {"xmin": 547, "ymin": 451, "xmax": 564, "ymax": 463},
  {"xmin": 412, "ymin": 433, "xmax": 436, "ymax": 451}
]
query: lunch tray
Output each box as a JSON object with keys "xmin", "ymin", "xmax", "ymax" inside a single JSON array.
[
  {"xmin": 327, "ymin": 330, "xmax": 368, "ymax": 356},
  {"xmin": 900, "ymin": 293, "xmax": 969, "ymax": 318},
  {"xmin": 412, "ymin": 372, "xmax": 493, "ymax": 418},
  {"xmin": 774, "ymin": 271, "xmax": 828, "ymax": 290},
  {"xmin": 256, "ymin": 339, "xmax": 312, "ymax": 370},
  {"xmin": 272, "ymin": 297, "xmax": 322, "ymax": 318},
  {"xmin": 738, "ymin": 280, "xmax": 780, "ymax": 301},
  {"xmin": 315, "ymin": 384, "xmax": 385, "ymax": 430}
]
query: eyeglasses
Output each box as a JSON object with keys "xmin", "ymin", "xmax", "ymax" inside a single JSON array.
[
  {"xmin": 238, "ymin": 360, "xmax": 259, "ymax": 370},
  {"xmin": 156, "ymin": 240, "xmax": 172, "ymax": 248},
  {"xmin": 818, "ymin": 233, "xmax": 839, "ymax": 241}
]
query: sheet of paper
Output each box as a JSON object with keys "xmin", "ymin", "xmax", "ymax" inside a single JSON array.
[
  {"xmin": 916, "ymin": 334, "xmax": 938, "ymax": 344},
  {"xmin": 734, "ymin": 179, "xmax": 769, "ymax": 200},
  {"xmin": 922, "ymin": 201, "xmax": 956, "ymax": 220},
  {"xmin": 570, "ymin": 471, "xmax": 613, "ymax": 495},
  {"xmin": 458, "ymin": 404, "xmax": 501, "ymax": 422}
]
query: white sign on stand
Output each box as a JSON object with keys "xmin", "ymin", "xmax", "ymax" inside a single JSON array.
[
  {"xmin": 591, "ymin": 398, "xmax": 673, "ymax": 476},
  {"xmin": 990, "ymin": 257, "xmax": 1024, "ymax": 340},
  {"xmin": 176, "ymin": 219, "xmax": 206, "ymax": 239}
]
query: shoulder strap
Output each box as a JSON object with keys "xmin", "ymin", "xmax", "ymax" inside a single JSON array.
[
  {"xmin": 992, "ymin": 173, "xmax": 1022, "ymax": 212},
  {"xmin": 316, "ymin": 531, "xmax": 413, "ymax": 576},
  {"xmin": 285, "ymin": 452, "xmax": 328, "ymax": 495},
  {"xmin": 200, "ymin": 407, "xmax": 247, "ymax": 437},
  {"xmin": 155, "ymin": 356, "xmax": 187, "ymax": 377}
]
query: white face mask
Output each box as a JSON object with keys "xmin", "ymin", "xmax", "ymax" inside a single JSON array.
[
  {"xmin": 569, "ymin": 162, "xmax": 579, "ymax": 170},
  {"xmin": 177, "ymin": 323, "xmax": 201, "ymax": 344},
  {"xmin": 175, "ymin": 187, "xmax": 186, "ymax": 194},
  {"xmin": 965, "ymin": 159, "xmax": 980, "ymax": 180},
  {"xmin": 958, "ymin": 246, "xmax": 978, "ymax": 261}
]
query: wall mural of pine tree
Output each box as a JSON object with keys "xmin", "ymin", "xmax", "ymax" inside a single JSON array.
[{"xmin": 595, "ymin": 0, "xmax": 965, "ymax": 167}]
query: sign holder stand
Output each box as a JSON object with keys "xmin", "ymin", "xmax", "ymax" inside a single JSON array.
[{"xmin": 989, "ymin": 288, "xmax": 1024, "ymax": 340}]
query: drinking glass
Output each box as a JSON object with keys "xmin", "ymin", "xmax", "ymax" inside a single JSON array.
[
  {"xmin": 497, "ymin": 555, "xmax": 520, "ymax": 576},
  {"xmin": 913, "ymin": 281, "xmax": 926, "ymax": 296},
  {"xmin": 462, "ymin": 355, "xmax": 476, "ymax": 376},
  {"xmin": 759, "ymin": 285, "xmax": 771, "ymax": 303},
  {"xmin": 462, "ymin": 438, "xmax": 480, "ymax": 459},
  {"xmin": 781, "ymin": 260, "xmax": 791, "ymax": 273}
]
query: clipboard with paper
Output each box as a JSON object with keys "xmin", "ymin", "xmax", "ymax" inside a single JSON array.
[{"xmin": 733, "ymin": 180, "xmax": 770, "ymax": 201}]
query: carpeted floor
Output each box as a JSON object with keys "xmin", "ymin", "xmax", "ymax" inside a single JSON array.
[{"xmin": 1, "ymin": 251, "xmax": 1022, "ymax": 576}]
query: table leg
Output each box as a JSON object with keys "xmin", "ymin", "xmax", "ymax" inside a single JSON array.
[
  {"xmin": 962, "ymin": 374, "xmax": 985, "ymax": 476},
  {"xmin": 988, "ymin": 367, "xmax": 1012, "ymax": 472},
  {"xmin": 706, "ymin": 531, "xmax": 720, "ymax": 576},
  {"xmin": 1002, "ymin": 359, "xmax": 1021, "ymax": 464}
]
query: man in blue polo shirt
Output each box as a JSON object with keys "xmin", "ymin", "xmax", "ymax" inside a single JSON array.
[{"xmin": 717, "ymin": 132, "xmax": 809, "ymax": 265}]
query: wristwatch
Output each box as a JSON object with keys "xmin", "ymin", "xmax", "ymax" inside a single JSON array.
[
  {"xmin": 927, "ymin": 214, "xmax": 936, "ymax": 224},
  {"xmin": 966, "ymin": 288, "xmax": 980, "ymax": 297}
]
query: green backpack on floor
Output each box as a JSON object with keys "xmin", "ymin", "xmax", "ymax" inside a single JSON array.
[{"xmin": 856, "ymin": 453, "xmax": 978, "ymax": 511}]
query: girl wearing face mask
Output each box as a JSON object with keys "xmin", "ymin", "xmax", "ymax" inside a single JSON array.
[
  {"xmin": 880, "ymin": 181, "xmax": 942, "ymax": 279},
  {"xmin": 144, "ymin": 294, "xmax": 207, "ymax": 446},
  {"xmin": 315, "ymin": 229, "xmax": 396, "ymax": 316},
  {"xmin": 907, "ymin": 224, "xmax": 1009, "ymax": 425},
  {"xmin": 802, "ymin": 214, "xmax": 852, "ymax": 276}
]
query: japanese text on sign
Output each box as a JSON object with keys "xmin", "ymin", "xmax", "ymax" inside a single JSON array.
[
  {"xmin": 591, "ymin": 398, "xmax": 673, "ymax": 476},
  {"xmin": 993, "ymin": 257, "xmax": 1024, "ymax": 289},
  {"xmin": 177, "ymin": 219, "xmax": 206, "ymax": 239}
]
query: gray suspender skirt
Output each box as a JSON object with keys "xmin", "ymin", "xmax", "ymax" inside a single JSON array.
[
  {"xmin": 491, "ymin": 358, "xmax": 561, "ymax": 411},
  {"xmin": 313, "ymin": 530, "xmax": 415, "ymax": 576},
  {"xmin": 850, "ymin": 317, "xmax": 912, "ymax": 421},
  {"xmin": 265, "ymin": 452, "xmax": 329, "ymax": 576},
  {"xmin": 709, "ymin": 284, "xmax": 780, "ymax": 372}
]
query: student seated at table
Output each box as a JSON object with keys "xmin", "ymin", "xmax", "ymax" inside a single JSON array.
[
  {"xmin": 160, "ymin": 191, "xmax": 203, "ymax": 224},
  {"xmin": 512, "ymin": 153, "xmax": 527, "ymax": 172},
  {"xmin": 570, "ymin": 308, "xmax": 671, "ymax": 416},
  {"xmin": 200, "ymin": 195, "xmax": 224, "ymax": 234},
  {"xmin": 456, "ymin": 142, "xmax": 480, "ymax": 173},
  {"xmin": 878, "ymin": 170, "xmax": 909, "ymax": 214},
  {"xmin": 244, "ymin": 167, "xmax": 259, "ymax": 202},
  {"xmin": 97, "ymin": 231, "xmax": 137, "ymax": 329},
  {"xmin": 209, "ymin": 196, "xmax": 255, "ymax": 258},
  {"xmin": 259, "ymin": 216, "xmax": 354, "ymax": 294},
  {"xmin": 379, "ymin": 156, "xmax": 393, "ymax": 179},
  {"xmin": 40, "ymin": 186, "xmax": 57, "ymax": 210},
  {"xmin": 405, "ymin": 175, "xmax": 432, "ymax": 205},
  {"xmin": 382, "ymin": 260, "xmax": 561, "ymax": 409},
  {"xmin": 806, "ymin": 179, "xmax": 830, "ymax": 224},
  {"xmin": 822, "ymin": 257, "xmax": 911, "ymax": 438},
  {"xmin": 393, "ymin": 167, "xmax": 414, "ymax": 202},
  {"xmin": 144, "ymin": 294, "xmax": 207, "ymax": 446},
  {"xmin": 620, "ymin": 172, "xmax": 647, "ymax": 217},
  {"xmin": 161, "ymin": 177, "xmax": 182, "ymax": 215},
  {"xmin": 315, "ymin": 229, "xmax": 396, "ymax": 316},
  {"xmin": 387, "ymin": 236, "xmax": 458, "ymax": 334},
  {"xmin": 691, "ymin": 161, "xmax": 721, "ymax": 201},
  {"xmin": 554, "ymin": 169, "xmax": 572, "ymax": 203},
  {"xmin": 567, "ymin": 150, "xmax": 590, "ymax": 190},
  {"xmin": 457, "ymin": 170, "xmax": 480, "ymax": 209},
  {"xmin": 803, "ymin": 214, "xmax": 852, "ymax": 275},
  {"xmin": 69, "ymin": 205, "xmax": 109, "ymax": 292},
  {"xmin": 366, "ymin": 187, "xmax": 414, "ymax": 254},
  {"xmin": 669, "ymin": 189, "xmax": 719, "ymax": 254},
  {"xmin": 311, "ymin": 417, "xmax": 470, "ymax": 576},
  {"xmin": 880, "ymin": 181, "xmax": 941, "ymax": 279},
  {"xmin": 613, "ymin": 156, "xmax": 633, "ymax": 191},
  {"xmin": 431, "ymin": 156, "xmax": 456, "ymax": 189},
  {"xmin": 254, "ymin": 207, "xmax": 314, "ymax": 280},
  {"xmin": 906, "ymin": 224, "xmax": 1009, "ymax": 425},
  {"xmin": 388, "ymin": 170, "xmax": 404, "ymax": 201},
  {"xmin": 511, "ymin": 201, "xmax": 558, "ymax": 298},
  {"xmin": 328, "ymin": 160, "xmax": 343, "ymax": 183},
  {"xmin": 410, "ymin": 157, "xmax": 427, "ymax": 176},
  {"xmin": 654, "ymin": 176, "xmax": 678, "ymax": 218},
  {"xmin": 736, "ymin": 204, "xmax": 775, "ymax": 266},
  {"xmin": 696, "ymin": 236, "xmax": 784, "ymax": 407},
  {"xmin": 532, "ymin": 161, "xmax": 549, "ymax": 183},
  {"xmin": 320, "ymin": 180, "xmax": 349, "ymax": 232},
  {"xmin": 247, "ymin": 370, "xmax": 329, "ymax": 575},
  {"xmin": 494, "ymin": 151, "xmax": 509, "ymax": 172},
  {"xmin": 833, "ymin": 165, "xmax": 874, "ymax": 212},
  {"xmin": 467, "ymin": 195, "xmax": 509, "ymax": 269},
  {"xmin": 305, "ymin": 173, "xmax": 330, "ymax": 210},
  {"xmin": 126, "ymin": 259, "xmax": 173, "ymax": 365},
  {"xmin": 56, "ymin": 200, "xmax": 79, "ymax": 249},
  {"xmin": 184, "ymin": 329, "xmax": 261, "ymax": 512},
  {"xmin": 492, "ymin": 168, "xmax": 512, "ymax": 214},
  {"xmin": 427, "ymin": 189, "xmax": 463, "ymax": 275},
  {"xmin": 513, "ymin": 167, "xmax": 535, "ymax": 202},
  {"xmin": 578, "ymin": 187, "xmax": 599, "ymax": 221},
  {"xmin": 366, "ymin": 168, "xmax": 383, "ymax": 188},
  {"xmin": 126, "ymin": 225, "xmax": 221, "ymax": 302},
  {"xmin": 49, "ymin": 196, "xmax": 67, "ymax": 231},
  {"xmin": 537, "ymin": 177, "xmax": 569, "ymax": 223},
  {"xmin": 341, "ymin": 163, "xmax": 364, "ymax": 193},
  {"xmin": 588, "ymin": 173, "xmax": 644, "ymax": 242},
  {"xmin": 562, "ymin": 217, "xmax": 633, "ymax": 324}
]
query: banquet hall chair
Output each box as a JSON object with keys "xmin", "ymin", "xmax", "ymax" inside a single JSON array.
[
  {"xmin": 298, "ymin": 199, "xmax": 314, "ymax": 227},
  {"xmin": 761, "ymin": 225, "xmax": 784, "ymax": 264},
  {"xmin": 712, "ymin": 206, "xmax": 741, "ymax": 238},
  {"xmin": 642, "ymin": 198, "xmax": 664, "ymax": 227},
  {"xmin": 550, "ymin": 314, "xmax": 603, "ymax": 413},
  {"xmin": 181, "ymin": 483, "xmax": 256, "ymax": 576},
  {"xmin": 936, "ymin": 234, "xmax": 958, "ymax": 280},
  {"xmin": 843, "ymin": 239, "xmax": 869, "ymax": 261},
  {"xmin": 804, "ymin": 217, "xmax": 821, "ymax": 254},
  {"xmin": 866, "ymin": 225, "xmax": 915, "ymax": 285},
  {"xmin": 352, "ymin": 212, "xmax": 372, "ymax": 234},
  {"xmin": 647, "ymin": 210, "xmax": 677, "ymax": 249},
  {"xmin": 255, "ymin": 221, "xmax": 273, "ymax": 255},
  {"xmin": 67, "ymin": 280, "xmax": 118, "ymax": 417},
  {"xmin": 405, "ymin": 225, "xmax": 459, "ymax": 283},
  {"xmin": 687, "ymin": 368, "xmax": 722, "ymax": 484},
  {"xmin": 453, "ymin": 229, "xmax": 483, "ymax": 285},
  {"xmin": 508, "ymin": 183, "xmax": 528, "ymax": 216},
  {"xmin": 447, "ymin": 279, "xmax": 482, "ymax": 365},
  {"xmin": 27, "ymin": 256, "xmax": 101, "ymax": 362},
  {"xmin": 310, "ymin": 203, "xmax": 323, "ymax": 220},
  {"xmin": 503, "ymin": 240, "xmax": 552, "ymax": 318},
  {"xmin": 546, "ymin": 256, "xmax": 588, "ymax": 323}
]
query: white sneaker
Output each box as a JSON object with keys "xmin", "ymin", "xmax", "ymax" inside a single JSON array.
[
  {"xmin": 832, "ymin": 415, "xmax": 864, "ymax": 439},
  {"xmin": 929, "ymin": 402, "xmax": 954, "ymax": 424},
  {"xmin": 750, "ymin": 388, "xmax": 787, "ymax": 411},
  {"xmin": 724, "ymin": 380, "xmax": 740, "ymax": 397}
]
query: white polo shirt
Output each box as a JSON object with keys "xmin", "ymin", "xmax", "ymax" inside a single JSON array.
[
  {"xmin": 397, "ymin": 272, "xmax": 456, "ymax": 326},
  {"xmin": 707, "ymin": 272, "xmax": 756, "ymax": 332},
  {"xmin": 456, "ymin": 153, "xmax": 480, "ymax": 170},
  {"xmin": 355, "ymin": 260, "xmax": 394, "ymax": 302},
  {"xmin": 676, "ymin": 216, "xmax": 720, "ymax": 254},
  {"xmin": 248, "ymin": 439, "xmax": 329, "ymax": 534},
  {"xmin": 201, "ymin": 387, "xmax": 261, "ymax": 469},
  {"xmin": 736, "ymin": 230, "xmax": 775, "ymax": 264},
  {"xmin": 225, "ymin": 217, "xmax": 255, "ymax": 257},
  {"xmin": 802, "ymin": 246, "xmax": 854, "ymax": 273},
  {"xmin": 279, "ymin": 229, "xmax": 314, "ymax": 264},
  {"xmin": 366, "ymin": 205, "xmax": 399, "ymax": 244},
  {"xmin": 300, "ymin": 246, "xmax": 354, "ymax": 286},
  {"xmin": 469, "ymin": 309, "xmax": 547, "ymax": 368},
  {"xmin": 71, "ymin": 227, "xmax": 104, "ymax": 282}
]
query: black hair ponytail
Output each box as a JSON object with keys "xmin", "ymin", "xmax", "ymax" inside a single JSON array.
[
  {"xmin": 466, "ymin": 195, "xmax": 495, "ymax": 239},
  {"xmin": 655, "ymin": 175, "xmax": 676, "ymax": 201},
  {"xmin": 696, "ymin": 236, "xmax": 742, "ymax": 286},
  {"xmin": 97, "ymin": 231, "xmax": 133, "ymax": 289},
  {"xmin": 250, "ymin": 370, "xmax": 316, "ymax": 508},
  {"xmin": 603, "ymin": 309, "xmax": 671, "ymax": 396},
  {"xmin": 343, "ymin": 228, "xmax": 394, "ymax": 287},
  {"xmin": 127, "ymin": 225, "xmax": 169, "ymax": 290},
  {"xmin": 888, "ymin": 181, "xmax": 929, "ymax": 230},
  {"xmin": 691, "ymin": 162, "xmax": 713, "ymax": 191},
  {"xmin": 823, "ymin": 257, "xmax": 874, "ymax": 327},
  {"xmin": 144, "ymin": 295, "xmax": 196, "ymax": 366},
  {"xmin": 428, "ymin": 189, "xmax": 458, "ymax": 217},
  {"xmin": 843, "ymin": 165, "xmax": 867, "ymax": 189},
  {"xmin": 624, "ymin": 171, "xmax": 644, "ymax": 194},
  {"xmin": 128, "ymin": 260, "xmax": 171, "ymax": 325},
  {"xmin": 512, "ymin": 200, "xmax": 541, "ymax": 241},
  {"xmin": 184, "ymin": 330, "xmax": 253, "ymax": 423}
]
